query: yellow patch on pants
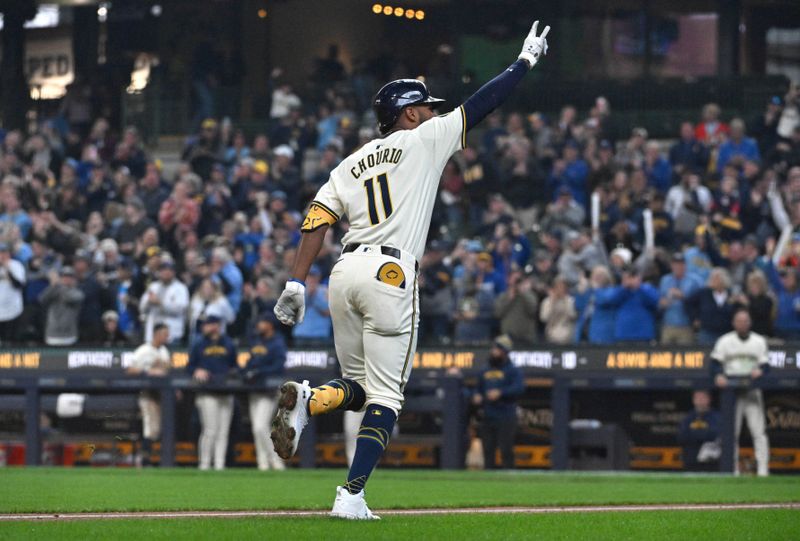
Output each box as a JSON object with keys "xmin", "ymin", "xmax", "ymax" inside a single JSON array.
[{"xmin": 376, "ymin": 262, "xmax": 406, "ymax": 288}]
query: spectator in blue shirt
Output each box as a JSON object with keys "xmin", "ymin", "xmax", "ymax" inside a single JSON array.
[
  {"xmin": 0, "ymin": 186, "xmax": 32, "ymax": 240},
  {"xmin": 476, "ymin": 251, "xmax": 506, "ymax": 295},
  {"xmin": 574, "ymin": 265, "xmax": 617, "ymax": 344},
  {"xmin": 659, "ymin": 253, "xmax": 703, "ymax": 344},
  {"xmin": 472, "ymin": 335, "xmax": 524, "ymax": 469},
  {"xmin": 211, "ymin": 247, "xmax": 243, "ymax": 313},
  {"xmin": 717, "ymin": 118, "xmax": 760, "ymax": 172},
  {"xmin": 684, "ymin": 227, "xmax": 714, "ymax": 283},
  {"xmin": 669, "ymin": 121, "xmax": 709, "ymax": 175},
  {"xmin": 765, "ymin": 262, "xmax": 800, "ymax": 341},
  {"xmin": 491, "ymin": 224, "xmax": 531, "ymax": 283},
  {"xmin": 235, "ymin": 214, "xmax": 268, "ymax": 270},
  {"xmin": 548, "ymin": 140, "xmax": 589, "ymax": 206},
  {"xmin": 454, "ymin": 272, "xmax": 497, "ymax": 346},
  {"xmin": 224, "ymin": 129, "xmax": 251, "ymax": 167},
  {"xmin": 292, "ymin": 265, "xmax": 331, "ymax": 343},
  {"xmin": 8, "ymin": 224, "xmax": 32, "ymax": 265},
  {"xmin": 606, "ymin": 267, "xmax": 659, "ymax": 342},
  {"xmin": 644, "ymin": 141, "xmax": 673, "ymax": 193}
]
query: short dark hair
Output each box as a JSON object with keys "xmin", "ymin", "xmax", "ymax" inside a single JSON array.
[
  {"xmin": 153, "ymin": 322, "xmax": 168, "ymax": 333},
  {"xmin": 732, "ymin": 307, "xmax": 751, "ymax": 320}
]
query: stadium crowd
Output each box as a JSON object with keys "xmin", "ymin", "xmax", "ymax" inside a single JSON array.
[{"xmin": 0, "ymin": 70, "xmax": 799, "ymax": 350}]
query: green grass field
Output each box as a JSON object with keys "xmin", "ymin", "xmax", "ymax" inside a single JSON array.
[
  {"xmin": 0, "ymin": 468, "xmax": 798, "ymax": 540},
  {"xmin": 2, "ymin": 511, "xmax": 798, "ymax": 541}
]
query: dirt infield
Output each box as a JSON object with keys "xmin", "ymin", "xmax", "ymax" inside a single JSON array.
[{"xmin": 1, "ymin": 502, "xmax": 798, "ymax": 521}]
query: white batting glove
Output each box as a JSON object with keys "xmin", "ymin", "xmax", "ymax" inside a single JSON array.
[
  {"xmin": 274, "ymin": 281, "xmax": 306, "ymax": 326},
  {"xmin": 518, "ymin": 20, "xmax": 550, "ymax": 69}
]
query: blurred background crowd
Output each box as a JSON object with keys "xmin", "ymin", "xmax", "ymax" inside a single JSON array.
[{"xmin": 1, "ymin": 64, "xmax": 799, "ymax": 350}]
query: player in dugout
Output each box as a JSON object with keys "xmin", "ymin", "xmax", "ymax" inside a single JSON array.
[
  {"xmin": 677, "ymin": 390, "xmax": 721, "ymax": 472},
  {"xmin": 243, "ymin": 312, "xmax": 288, "ymax": 471},
  {"xmin": 269, "ymin": 21, "xmax": 551, "ymax": 518},
  {"xmin": 710, "ymin": 309, "xmax": 771, "ymax": 476},
  {"xmin": 187, "ymin": 314, "xmax": 239, "ymax": 471},
  {"xmin": 472, "ymin": 335, "xmax": 525, "ymax": 470},
  {"xmin": 127, "ymin": 321, "xmax": 172, "ymax": 467}
]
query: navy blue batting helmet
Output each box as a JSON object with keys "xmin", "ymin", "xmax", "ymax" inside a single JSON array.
[{"xmin": 372, "ymin": 79, "xmax": 445, "ymax": 134}]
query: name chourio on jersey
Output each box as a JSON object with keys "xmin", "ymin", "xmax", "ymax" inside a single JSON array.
[
  {"xmin": 350, "ymin": 147, "xmax": 403, "ymax": 179},
  {"xmin": 303, "ymin": 106, "xmax": 466, "ymax": 261}
]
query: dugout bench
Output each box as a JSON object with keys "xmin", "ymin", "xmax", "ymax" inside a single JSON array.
[{"xmin": 549, "ymin": 373, "xmax": 800, "ymax": 473}]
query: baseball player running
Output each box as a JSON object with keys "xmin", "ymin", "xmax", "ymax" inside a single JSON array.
[
  {"xmin": 710, "ymin": 309, "xmax": 771, "ymax": 476},
  {"xmin": 272, "ymin": 20, "xmax": 551, "ymax": 519}
]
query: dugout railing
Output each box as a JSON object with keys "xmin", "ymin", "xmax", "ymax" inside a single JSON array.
[
  {"xmin": 1, "ymin": 366, "xmax": 798, "ymax": 472},
  {"xmin": 0, "ymin": 371, "xmax": 468, "ymax": 469}
]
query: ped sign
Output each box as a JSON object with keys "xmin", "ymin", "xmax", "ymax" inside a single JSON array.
[
  {"xmin": 25, "ymin": 36, "xmax": 74, "ymax": 99},
  {"xmin": 28, "ymin": 54, "xmax": 70, "ymax": 79}
]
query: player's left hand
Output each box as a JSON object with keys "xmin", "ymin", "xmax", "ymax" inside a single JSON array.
[
  {"xmin": 518, "ymin": 20, "xmax": 550, "ymax": 69},
  {"xmin": 750, "ymin": 368, "xmax": 763, "ymax": 379},
  {"xmin": 274, "ymin": 281, "xmax": 306, "ymax": 326}
]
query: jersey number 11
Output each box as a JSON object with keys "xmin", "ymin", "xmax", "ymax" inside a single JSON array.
[{"xmin": 363, "ymin": 173, "xmax": 393, "ymax": 225}]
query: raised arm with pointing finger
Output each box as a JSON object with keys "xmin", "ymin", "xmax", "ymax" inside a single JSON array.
[{"xmin": 274, "ymin": 21, "xmax": 550, "ymax": 326}]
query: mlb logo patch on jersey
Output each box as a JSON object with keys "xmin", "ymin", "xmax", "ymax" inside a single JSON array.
[{"xmin": 376, "ymin": 262, "xmax": 406, "ymax": 289}]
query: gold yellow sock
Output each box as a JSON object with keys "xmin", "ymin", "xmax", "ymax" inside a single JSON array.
[{"xmin": 308, "ymin": 385, "xmax": 345, "ymax": 416}]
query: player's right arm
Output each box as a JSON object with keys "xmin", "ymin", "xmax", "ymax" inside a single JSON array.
[{"xmin": 274, "ymin": 181, "xmax": 344, "ymax": 326}]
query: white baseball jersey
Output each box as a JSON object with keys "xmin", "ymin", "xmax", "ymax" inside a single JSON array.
[
  {"xmin": 304, "ymin": 106, "xmax": 466, "ymax": 261},
  {"xmin": 130, "ymin": 342, "xmax": 171, "ymax": 371},
  {"xmin": 710, "ymin": 329, "xmax": 771, "ymax": 475},
  {"xmin": 710, "ymin": 331, "xmax": 769, "ymax": 376}
]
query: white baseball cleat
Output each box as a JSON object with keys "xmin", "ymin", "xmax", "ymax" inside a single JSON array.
[
  {"xmin": 270, "ymin": 380, "xmax": 311, "ymax": 459},
  {"xmin": 330, "ymin": 486, "xmax": 380, "ymax": 520}
]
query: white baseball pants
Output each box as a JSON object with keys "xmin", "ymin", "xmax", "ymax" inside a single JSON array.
[
  {"xmin": 734, "ymin": 389, "xmax": 770, "ymax": 476},
  {"xmin": 195, "ymin": 393, "xmax": 234, "ymax": 470},
  {"xmin": 138, "ymin": 395, "xmax": 161, "ymax": 440},
  {"xmin": 329, "ymin": 248, "xmax": 419, "ymax": 414},
  {"xmin": 248, "ymin": 393, "xmax": 284, "ymax": 470}
]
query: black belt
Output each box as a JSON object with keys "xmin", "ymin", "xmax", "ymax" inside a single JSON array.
[{"xmin": 342, "ymin": 244, "xmax": 419, "ymax": 272}]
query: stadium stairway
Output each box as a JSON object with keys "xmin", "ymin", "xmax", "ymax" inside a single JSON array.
[{"xmin": 151, "ymin": 135, "xmax": 185, "ymax": 180}]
